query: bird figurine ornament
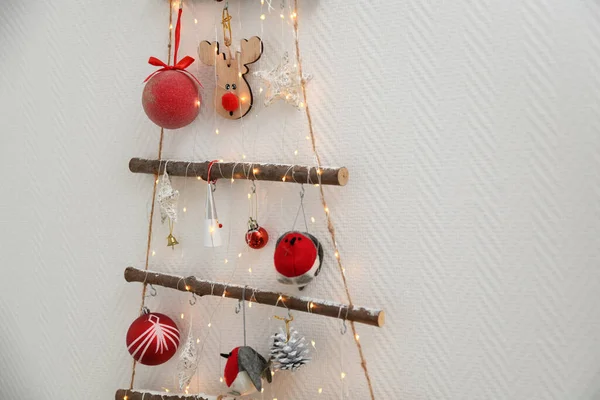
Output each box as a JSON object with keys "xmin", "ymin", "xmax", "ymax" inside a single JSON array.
[
  {"xmin": 221, "ymin": 346, "xmax": 272, "ymax": 396},
  {"xmin": 273, "ymin": 231, "xmax": 324, "ymax": 290}
]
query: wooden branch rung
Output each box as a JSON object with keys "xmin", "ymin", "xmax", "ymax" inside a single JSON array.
[
  {"xmin": 124, "ymin": 267, "xmax": 385, "ymax": 328},
  {"xmin": 115, "ymin": 389, "xmax": 232, "ymax": 400},
  {"xmin": 129, "ymin": 158, "xmax": 349, "ymax": 186}
]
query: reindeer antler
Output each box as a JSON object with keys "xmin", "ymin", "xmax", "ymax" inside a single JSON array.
[
  {"xmin": 199, "ymin": 41, "xmax": 224, "ymax": 66},
  {"xmin": 238, "ymin": 37, "xmax": 263, "ymax": 70}
]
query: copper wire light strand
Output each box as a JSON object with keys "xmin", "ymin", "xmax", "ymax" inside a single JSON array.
[
  {"xmin": 292, "ymin": 1, "xmax": 376, "ymax": 398},
  {"xmin": 128, "ymin": 0, "xmax": 174, "ymax": 390}
]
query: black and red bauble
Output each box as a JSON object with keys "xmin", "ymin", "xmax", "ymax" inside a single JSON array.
[{"xmin": 273, "ymin": 231, "xmax": 323, "ymax": 290}]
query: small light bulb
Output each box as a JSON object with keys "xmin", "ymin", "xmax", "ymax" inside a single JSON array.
[
  {"xmin": 324, "ymin": 207, "xmax": 329, "ymax": 213},
  {"xmin": 180, "ymin": 313, "xmax": 184, "ymax": 319},
  {"xmin": 124, "ymin": 396, "xmax": 128, "ymax": 400},
  {"xmin": 282, "ymin": 177, "xmax": 286, "ymax": 182},
  {"xmin": 242, "ymin": 154, "xmax": 246, "ymax": 159},
  {"xmin": 208, "ymin": 322, "xmax": 212, "ymax": 327},
  {"xmin": 194, "ymin": 18, "xmax": 198, "ymax": 24},
  {"xmin": 238, "ymin": 253, "xmax": 242, "ymax": 258},
  {"xmin": 197, "ymin": 176, "xmax": 201, "ymax": 180},
  {"xmin": 219, "ymin": 159, "xmax": 224, "ymax": 162},
  {"xmin": 299, "ymin": 102, "xmax": 305, "ymax": 108},
  {"xmin": 280, "ymin": 13, "xmax": 284, "ymax": 18},
  {"xmin": 342, "ymin": 267, "xmax": 346, "ymax": 273},
  {"xmin": 169, "ymin": 24, "xmax": 173, "ymax": 30},
  {"xmin": 151, "ymin": 250, "xmax": 156, "ymax": 256},
  {"xmin": 253, "ymin": 168, "xmax": 259, "ymax": 174},
  {"xmin": 165, "ymin": 388, "xmax": 170, "ymax": 393},
  {"xmin": 222, "ymin": 292, "xmax": 226, "ymax": 298},
  {"xmin": 271, "ymin": 370, "xmax": 275, "ymax": 376},
  {"xmin": 291, "ymin": 12, "xmax": 297, "ymax": 19},
  {"xmin": 195, "ymin": 100, "xmax": 200, "ymax": 107},
  {"xmin": 311, "ymin": 340, "xmax": 316, "ymax": 348},
  {"xmin": 310, "ymin": 302, "xmax": 315, "ymax": 309},
  {"xmin": 196, "ymin": 338, "xmax": 200, "ymax": 343},
  {"xmin": 224, "ymin": 258, "xmax": 228, "ymax": 264},
  {"xmin": 155, "ymin": 179, "xmax": 159, "ymax": 184},
  {"xmin": 259, "ymin": 87, "xmax": 263, "ymax": 93},
  {"xmin": 318, "ymin": 388, "xmax": 323, "ymax": 394},
  {"xmin": 294, "ymin": 149, "xmax": 298, "ymax": 155},
  {"xmin": 306, "ymin": 136, "xmax": 310, "ymax": 140},
  {"xmin": 248, "ymin": 302, "xmax": 252, "ymax": 308},
  {"xmin": 248, "ymin": 267, "xmax": 252, "ymax": 273},
  {"xmin": 248, "ymin": 193, "xmax": 252, "ymax": 199},
  {"xmin": 311, "ymin": 217, "xmax": 315, "ymax": 223},
  {"xmin": 278, "ymin": 295, "xmax": 283, "ymax": 301},
  {"xmin": 231, "ymin": 178, "xmax": 235, "ymax": 183},
  {"xmin": 185, "ymin": 285, "xmax": 190, "ymax": 291},
  {"xmin": 238, "ymin": 72, "xmax": 242, "ymax": 78},
  {"xmin": 355, "ymin": 334, "xmax": 360, "ymax": 341},
  {"xmin": 219, "ymin": 377, "xmax": 223, "ymax": 383},
  {"xmin": 335, "ymin": 251, "xmax": 340, "ymax": 259},
  {"xmin": 314, "ymin": 184, "xmax": 320, "ymax": 187},
  {"xmin": 261, "ymin": 388, "xmax": 265, "ymax": 393},
  {"xmin": 215, "ymin": 129, "xmax": 219, "ymax": 135},
  {"xmin": 260, "ymin": 14, "xmax": 266, "ymax": 20},
  {"xmin": 341, "ymin": 372, "xmax": 346, "ymax": 379},
  {"xmin": 183, "ymin": 207, "xmax": 187, "ymax": 212}
]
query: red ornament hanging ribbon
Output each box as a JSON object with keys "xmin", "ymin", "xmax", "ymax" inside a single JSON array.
[{"xmin": 144, "ymin": 6, "xmax": 201, "ymax": 86}]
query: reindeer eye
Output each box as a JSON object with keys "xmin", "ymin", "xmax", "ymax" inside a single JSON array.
[
  {"xmin": 225, "ymin": 83, "xmax": 230, "ymax": 90},
  {"xmin": 232, "ymin": 83, "xmax": 237, "ymax": 90}
]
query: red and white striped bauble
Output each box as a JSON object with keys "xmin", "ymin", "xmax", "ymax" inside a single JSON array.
[{"xmin": 126, "ymin": 312, "xmax": 180, "ymax": 366}]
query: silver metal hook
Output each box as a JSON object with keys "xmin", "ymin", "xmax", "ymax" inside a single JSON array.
[
  {"xmin": 235, "ymin": 299, "xmax": 242, "ymax": 314},
  {"xmin": 148, "ymin": 284, "xmax": 157, "ymax": 297},
  {"xmin": 189, "ymin": 292, "xmax": 197, "ymax": 306}
]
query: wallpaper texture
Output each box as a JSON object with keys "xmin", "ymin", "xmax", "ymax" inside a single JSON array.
[{"xmin": 1, "ymin": 0, "xmax": 600, "ymax": 399}]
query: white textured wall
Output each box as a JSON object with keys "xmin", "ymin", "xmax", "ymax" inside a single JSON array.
[{"xmin": 2, "ymin": 0, "xmax": 600, "ymax": 399}]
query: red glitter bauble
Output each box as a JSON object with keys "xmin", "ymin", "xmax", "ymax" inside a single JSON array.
[
  {"xmin": 126, "ymin": 312, "xmax": 180, "ymax": 366},
  {"xmin": 142, "ymin": 70, "xmax": 200, "ymax": 129},
  {"xmin": 246, "ymin": 226, "xmax": 269, "ymax": 250},
  {"xmin": 222, "ymin": 92, "xmax": 239, "ymax": 112}
]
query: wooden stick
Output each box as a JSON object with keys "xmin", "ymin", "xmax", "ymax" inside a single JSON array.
[
  {"xmin": 115, "ymin": 389, "xmax": 231, "ymax": 400},
  {"xmin": 125, "ymin": 267, "xmax": 385, "ymax": 328},
  {"xmin": 129, "ymin": 158, "xmax": 349, "ymax": 186}
]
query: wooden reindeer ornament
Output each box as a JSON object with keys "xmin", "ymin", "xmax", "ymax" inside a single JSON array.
[{"xmin": 199, "ymin": 37, "xmax": 263, "ymax": 119}]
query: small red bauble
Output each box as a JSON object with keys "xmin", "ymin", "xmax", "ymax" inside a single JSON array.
[
  {"xmin": 126, "ymin": 312, "xmax": 180, "ymax": 366},
  {"xmin": 246, "ymin": 226, "xmax": 269, "ymax": 250},
  {"xmin": 142, "ymin": 70, "xmax": 200, "ymax": 129}
]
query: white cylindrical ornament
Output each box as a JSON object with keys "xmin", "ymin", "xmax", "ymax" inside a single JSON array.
[{"xmin": 204, "ymin": 182, "xmax": 223, "ymax": 247}]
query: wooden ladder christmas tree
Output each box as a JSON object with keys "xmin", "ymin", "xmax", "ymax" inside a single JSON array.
[{"xmin": 117, "ymin": 1, "xmax": 384, "ymax": 399}]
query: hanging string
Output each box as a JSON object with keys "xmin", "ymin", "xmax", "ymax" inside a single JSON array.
[
  {"xmin": 129, "ymin": 0, "xmax": 174, "ymax": 391},
  {"xmin": 292, "ymin": 1, "xmax": 376, "ymax": 398}
]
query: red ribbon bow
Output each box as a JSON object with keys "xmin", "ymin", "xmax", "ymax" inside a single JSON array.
[{"xmin": 144, "ymin": 7, "xmax": 202, "ymax": 86}]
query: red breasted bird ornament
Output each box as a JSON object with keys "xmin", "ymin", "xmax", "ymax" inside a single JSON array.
[
  {"xmin": 245, "ymin": 217, "xmax": 269, "ymax": 250},
  {"xmin": 274, "ymin": 231, "xmax": 324, "ymax": 290},
  {"xmin": 221, "ymin": 346, "xmax": 272, "ymax": 396},
  {"xmin": 142, "ymin": 4, "xmax": 201, "ymax": 129},
  {"xmin": 126, "ymin": 310, "xmax": 180, "ymax": 366}
]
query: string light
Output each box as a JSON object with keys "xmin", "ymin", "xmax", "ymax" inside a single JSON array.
[
  {"xmin": 341, "ymin": 372, "xmax": 346, "ymax": 380},
  {"xmin": 194, "ymin": 18, "xmax": 198, "ymax": 24},
  {"xmin": 318, "ymin": 388, "xmax": 323, "ymax": 394},
  {"xmin": 155, "ymin": 178, "xmax": 159, "ymax": 184},
  {"xmin": 242, "ymin": 154, "xmax": 247, "ymax": 159},
  {"xmin": 180, "ymin": 313, "xmax": 184, "ymax": 319},
  {"xmin": 355, "ymin": 334, "xmax": 360, "ymax": 341},
  {"xmin": 260, "ymin": 14, "xmax": 266, "ymax": 20},
  {"xmin": 222, "ymin": 291, "xmax": 226, "ymax": 298},
  {"xmin": 196, "ymin": 338, "xmax": 200, "ymax": 343},
  {"xmin": 324, "ymin": 206, "xmax": 329, "ymax": 214},
  {"xmin": 291, "ymin": 12, "xmax": 297, "ymax": 19},
  {"xmin": 248, "ymin": 193, "xmax": 252, "ymax": 199},
  {"xmin": 280, "ymin": 13, "xmax": 284, "ymax": 18},
  {"xmin": 335, "ymin": 251, "xmax": 340, "ymax": 259},
  {"xmin": 294, "ymin": 149, "xmax": 298, "ymax": 155},
  {"xmin": 253, "ymin": 168, "xmax": 259, "ymax": 174},
  {"xmin": 215, "ymin": 129, "xmax": 219, "ymax": 135},
  {"xmin": 151, "ymin": 250, "xmax": 156, "ymax": 256},
  {"xmin": 195, "ymin": 100, "xmax": 200, "ymax": 107},
  {"xmin": 311, "ymin": 340, "xmax": 316, "ymax": 348},
  {"xmin": 219, "ymin": 377, "xmax": 223, "ymax": 383},
  {"xmin": 224, "ymin": 258, "xmax": 228, "ymax": 263},
  {"xmin": 248, "ymin": 302, "xmax": 252, "ymax": 308},
  {"xmin": 248, "ymin": 267, "xmax": 252, "ymax": 273},
  {"xmin": 197, "ymin": 176, "xmax": 201, "ymax": 180},
  {"xmin": 311, "ymin": 216, "xmax": 315, "ymax": 223},
  {"xmin": 238, "ymin": 253, "xmax": 242, "ymax": 258},
  {"xmin": 208, "ymin": 322, "xmax": 212, "ymax": 328},
  {"xmin": 124, "ymin": 396, "xmax": 128, "ymax": 400},
  {"xmin": 169, "ymin": 24, "xmax": 173, "ymax": 30},
  {"xmin": 259, "ymin": 87, "xmax": 264, "ymax": 93},
  {"xmin": 231, "ymin": 178, "xmax": 235, "ymax": 183},
  {"xmin": 282, "ymin": 176, "xmax": 286, "ymax": 182},
  {"xmin": 183, "ymin": 207, "xmax": 187, "ymax": 212},
  {"xmin": 185, "ymin": 285, "xmax": 191, "ymax": 291}
]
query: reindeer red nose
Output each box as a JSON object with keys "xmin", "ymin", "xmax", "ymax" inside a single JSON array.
[{"xmin": 221, "ymin": 92, "xmax": 239, "ymax": 113}]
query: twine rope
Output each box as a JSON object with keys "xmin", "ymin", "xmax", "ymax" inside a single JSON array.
[
  {"xmin": 292, "ymin": 1, "xmax": 375, "ymax": 398},
  {"xmin": 128, "ymin": 0, "xmax": 173, "ymax": 390}
]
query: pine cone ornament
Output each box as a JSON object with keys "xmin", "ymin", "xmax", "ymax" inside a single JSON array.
[{"xmin": 270, "ymin": 327, "xmax": 310, "ymax": 371}]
